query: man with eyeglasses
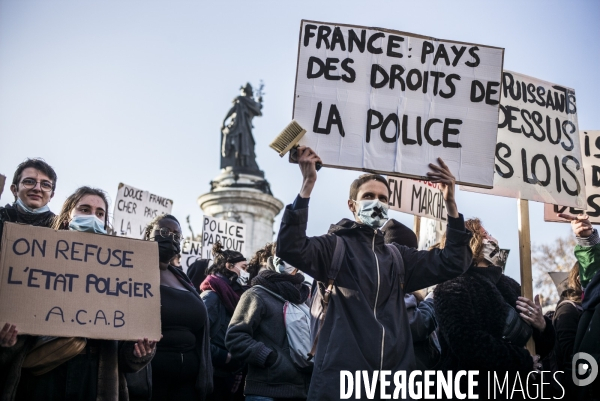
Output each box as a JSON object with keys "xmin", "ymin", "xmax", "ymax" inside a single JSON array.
[{"xmin": 0, "ymin": 158, "xmax": 57, "ymax": 248}]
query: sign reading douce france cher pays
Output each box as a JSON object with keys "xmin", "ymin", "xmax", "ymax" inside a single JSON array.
[
  {"xmin": 0, "ymin": 223, "xmax": 161, "ymax": 340},
  {"xmin": 293, "ymin": 20, "xmax": 504, "ymax": 188}
]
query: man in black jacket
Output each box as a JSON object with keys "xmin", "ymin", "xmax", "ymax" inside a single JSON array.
[{"xmin": 276, "ymin": 146, "xmax": 472, "ymax": 400}]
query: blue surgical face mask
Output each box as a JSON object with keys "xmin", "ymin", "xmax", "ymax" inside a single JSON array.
[
  {"xmin": 353, "ymin": 199, "xmax": 389, "ymax": 228},
  {"xmin": 69, "ymin": 215, "xmax": 107, "ymax": 234},
  {"xmin": 15, "ymin": 197, "xmax": 51, "ymax": 214}
]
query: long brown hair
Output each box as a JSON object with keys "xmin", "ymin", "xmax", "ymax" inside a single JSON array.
[
  {"xmin": 561, "ymin": 262, "xmax": 583, "ymax": 303},
  {"xmin": 52, "ymin": 186, "xmax": 110, "ymax": 230},
  {"xmin": 465, "ymin": 218, "xmax": 486, "ymax": 266}
]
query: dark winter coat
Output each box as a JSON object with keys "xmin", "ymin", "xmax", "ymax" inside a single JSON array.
[
  {"xmin": 0, "ymin": 337, "xmax": 153, "ymax": 401},
  {"xmin": 434, "ymin": 265, "xmax": 555, "ymax": 373},
  {"xmin": 0, "ymin": 204, "xmax": 55, "ymax": 249},
  {"xmin": 226, "ymin": 286, "xmax": 311, "ymax": 398},
  {"xmin": 405, "ymin": 294, "xmax": 439, "ymax": 370},
  {"xmin": 276, "ymin": 204, "xmax": 472, "ymax": 401},
  {"xmin": 200, "ymin": 275, "xmax": 244, "ymax": 377}
]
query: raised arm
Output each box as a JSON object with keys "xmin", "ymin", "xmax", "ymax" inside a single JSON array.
[
  {"xmin": 400, "ymin": 158, "xmax": 472, "ymax": 292},
  {"xmin": 276, "ymin": 147, "xmax": 337, "ymax": 282}
]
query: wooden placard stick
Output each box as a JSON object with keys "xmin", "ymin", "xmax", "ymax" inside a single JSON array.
[
  {"xmin": 413, "ymin": 215, "xmax": 421, "ymax": 243},
  {"xmin": 517, "ymin": 198, "xmax": 536, "ymax": 354}
]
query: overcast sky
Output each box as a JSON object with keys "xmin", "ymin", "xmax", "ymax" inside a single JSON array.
[{"xmin": 1, "ymin": 0, "xmax": 599, "ymax": 282}]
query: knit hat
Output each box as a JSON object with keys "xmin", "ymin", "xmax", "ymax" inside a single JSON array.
[{"xmin": 382, "ymin": 219, "xmax": 418, "ymax": 249}]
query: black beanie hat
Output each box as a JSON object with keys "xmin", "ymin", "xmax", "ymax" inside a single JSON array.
[{"xmin": 382, "ymin": 219, "xmax": 418, "ymax": 249}]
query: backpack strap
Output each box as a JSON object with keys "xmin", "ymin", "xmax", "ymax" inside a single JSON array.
[
  {"xmin": 307, "ymin": 235, "xmax": 345, "ymax": 361},
  {"xmin": 386, "ymin": 244, "xmax": 405, "ymax": 291},
  {"xmin": 253, "ymin": 285, "xmax": 286, "ymax": 303}
]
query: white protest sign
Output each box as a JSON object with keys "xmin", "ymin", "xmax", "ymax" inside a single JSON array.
[
  {"xmin": 387, "ymin": 176, "xmax": 447, "ymax": 222},
  {"xmin": 418, "ymin": 217, "xmax": 446, "ymax": 250},
  {"xmin": 113, "ymin": 183, "xmax": 173, "ymax": 239},
  {"xmin": 462, "ymin": 71, "xmax": 585, "ymax": 208},
  {"xmin": 201, "ymin": 216, "xmax": 246, "ymax": 260},
  {"xmin": 544, "ymin": 130, "xmax": 600, "ymax": 223},
  {"xmin": 180, "ymin": 240, "xmax": 203, "ymax": 273},
  {"xmin": 293, "ymin": 20, "xmax": 504, "ymax": 188}
]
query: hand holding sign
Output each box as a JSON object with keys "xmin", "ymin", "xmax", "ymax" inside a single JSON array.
[
  {"xmin": 298, "ymin": 146, "xmax": 323, "ymax": 198},
  {"xmin": 558, "ymin": 212, "xmax": 593, "ymax": 237},
  {"xmin": 133, "ymin": 337, "xmax": 158, "ymax": 358},
  {"xmin": 0, "ymin": 323, "xmax": 18, "ymax": 347},
  {"xmin": 427, "ymin": 158, "xmax": 458, "ymax": 218}
]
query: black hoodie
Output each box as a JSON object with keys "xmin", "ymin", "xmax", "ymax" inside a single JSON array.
[{"xmin": 276, "ymin": 202, "xmax": 472, "ymax": 401}]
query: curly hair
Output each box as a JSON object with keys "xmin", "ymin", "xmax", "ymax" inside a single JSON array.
[
  {"xmin": 464, "ymin": 218, "xmax": 486, "ymax": 266},
  {"xmin": 52, "ymin": 186, "xmax": 110, "ymax": 230},
  {"xmin": 247, "ymin": 242, "xmax": 276, "ymax": 281},
  {"xmin": 206, "ymin": 241, "xmax": 245, "ymax": 279}
]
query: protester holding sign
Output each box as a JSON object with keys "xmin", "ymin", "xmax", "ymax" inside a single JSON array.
[
  {"xmin": 276, "ymin": 146, "xmax": 472, "ymax": 400},
  {"xmin": 142, "ymin": 214, "xmax": 213, "ymax": 401},
  {"xmin": 0, "ymin": 159, "xmax": 57, "ymax": 249},
  {"xmin": 433, "ymin": 219, "xmax": 555, "ymax": 384},
  {"xmin": 561, "ymin": 213, "xmax": 600, "ymax": 400},
  {"xmin": 200, "ymin": 243, "xmax": 248, "ymax": 401},
  {"xmin": 0, "ymin": 186, "xmax": 156, "ymax": 401}
]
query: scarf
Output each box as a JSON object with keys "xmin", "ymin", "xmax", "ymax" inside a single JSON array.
[
  {"xmin": 200, "ymin": 274, "xmax": 240, "ymax": 314},
  {"xmin": 251, "ymin": 270, "xmax": 310, "ymax": 305}
]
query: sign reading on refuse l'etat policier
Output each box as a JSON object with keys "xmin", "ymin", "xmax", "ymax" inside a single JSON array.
[{"xmin": 0, "ymin": 223, "xmax": 161, "ymax": 341}]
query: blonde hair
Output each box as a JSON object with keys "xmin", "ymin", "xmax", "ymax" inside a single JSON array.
[{"xmin": 464, "ymin": 218, "xmax": 486, "ymax": 266}]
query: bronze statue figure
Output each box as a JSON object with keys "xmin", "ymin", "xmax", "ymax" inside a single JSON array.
[{"xmin": 220, "ymin": 82, "xmax": 263, "ymax": 172}]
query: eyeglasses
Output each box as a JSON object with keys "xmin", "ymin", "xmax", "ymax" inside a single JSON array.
[
  {"xmin": 154, "ymin": 227, "xmax": 184, "ymax": 242},
  {"xmin": 20, "ymin": 178, "xmax": 54, "ymax": 192}
]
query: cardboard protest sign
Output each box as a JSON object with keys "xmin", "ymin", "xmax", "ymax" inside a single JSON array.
[
  {"xmin": 462, "ymin": 71, "xmax": 585, "ymax": 208},
  {"xmin": 180, "ymin": 240, "xmax": 203, "ymax": 273},
  {"xmin": 387, "ymin": 176, "xmax": 447, "ymax": 222},
  {"xmin": 293, "ymin": 20, "xmax": 504, "ymax": 188},
  {"xmin": 113, "ymin": 183, "xmax": 173, "ymax": 239},
  {"xmin": 201, "ymin": 216, "xmax": 246, "ymax": 259},
  {"xmin": 0, "ymin": 223, "xmax": 161, "ymax": 340},
  {"xmin": 0, "ymin": 174, "xmax": 5, "ymax": 199},
  {"xmin": 544, "ymin": 130, "xmax": 600, "ymax": 223}
]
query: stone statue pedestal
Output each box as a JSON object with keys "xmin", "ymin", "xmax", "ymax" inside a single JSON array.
[{"xmin": 198, "ymin": 167, "xmax": 284, "ymax": 257}]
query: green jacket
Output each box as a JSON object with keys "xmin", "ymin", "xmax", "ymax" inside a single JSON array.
[{"xmin": 574, "ymin": 229, "xmax": 600, "ymax": 288}]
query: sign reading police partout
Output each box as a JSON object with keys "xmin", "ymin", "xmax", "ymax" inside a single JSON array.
[
  {"xmin": 0, "ymin": 223, "xmax": 161, "ymax": 341},
  {"xmin": 293, "ymin": 20, "xmax": 505, "ymax": 188}
]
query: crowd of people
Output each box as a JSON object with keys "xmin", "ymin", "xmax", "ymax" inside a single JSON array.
[{"xmin": 0, "ymin": 151, "xmax": 598, "ymax": 401}]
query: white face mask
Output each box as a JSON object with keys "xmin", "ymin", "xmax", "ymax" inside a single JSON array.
[
  {"xmin": 236, "ymin": 269, "xmax": 250, "ymax": 285},
  {"xmin": 353, "ymin": 199, "xmax": 389, "ymax": 228},
  {"xmin": 482, "ymin": 237, "xmax": 500, "ymax": 266}
]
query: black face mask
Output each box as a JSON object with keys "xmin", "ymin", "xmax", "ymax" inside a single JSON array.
[{"xmin": 155, "ymin": 236, "xmax": 181, "ymax": 263}]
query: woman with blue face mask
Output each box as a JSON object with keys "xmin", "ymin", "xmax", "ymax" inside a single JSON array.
[{"xmin": 0, "ymin": 186, "xmax": 157, "ymax": 401}]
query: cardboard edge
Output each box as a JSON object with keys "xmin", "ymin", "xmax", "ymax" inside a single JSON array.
[{"xmin": 301, "ymin": 162, "xmax": 495, "ymax": 189}]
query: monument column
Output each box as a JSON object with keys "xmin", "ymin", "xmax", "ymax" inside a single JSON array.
[{"xmin": 198, "ymin": 83, "xmax": 283, "ymax": 256}]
